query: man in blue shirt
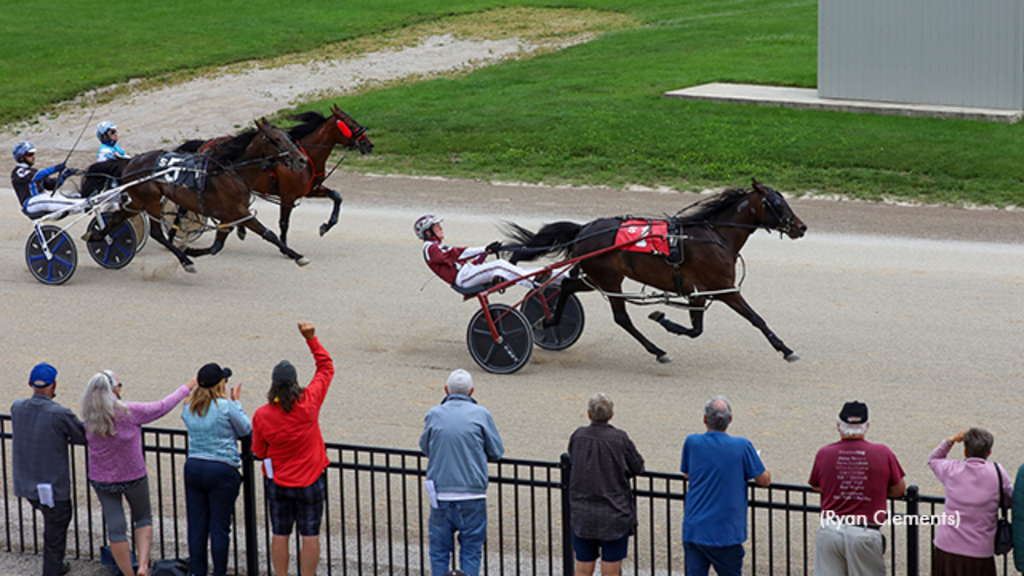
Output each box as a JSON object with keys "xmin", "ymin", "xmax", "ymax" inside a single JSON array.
[{"xmin": 680, "ymin": 396, "xmax": 771, "ymax": 576}]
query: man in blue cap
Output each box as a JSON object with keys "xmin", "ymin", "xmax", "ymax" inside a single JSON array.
[{"xmin": 11, "ymin": 362, "xmax": 87, "ymax": 576}]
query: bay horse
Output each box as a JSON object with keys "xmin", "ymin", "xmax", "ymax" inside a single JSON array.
[
  {"xmin": 178, "ymin": 104, "xmax": 373, "ymax": 246},
  {"xmin": 504, "ymin": 179, "xmax": 807, "ymax": 364},
  {"xmin": 83, "ymin": 118, "xmax": 307, "ymax": 273}
]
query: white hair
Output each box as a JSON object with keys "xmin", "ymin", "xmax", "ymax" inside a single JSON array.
[
  {"xmin": 838, "ymin": 419, "xmax": 868, "ymax": 438},
  {"xmin": 80, "ymin": 371, "xmax": 130, "ymax": 437}
]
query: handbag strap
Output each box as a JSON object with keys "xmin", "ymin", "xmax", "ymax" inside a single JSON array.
[{"xmin": 995, "ymin": 462, "xmax": 1008, "ymax": 518}]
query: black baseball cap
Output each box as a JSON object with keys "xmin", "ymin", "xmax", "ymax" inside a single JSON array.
[
  {"xmin": 839, "ymin": 401, "xmax": 868, "ymax": 424},
  {"xmin": 197, "ymin": 363, "xmax": 232, "ymax": 388}
]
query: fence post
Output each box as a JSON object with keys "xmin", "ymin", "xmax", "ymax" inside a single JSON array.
[
  {"xmin": 905, "ymin": 485, "xmax": 919, "ymax": 576},
  {"xmin": 560, "ymin": 452, "xmax": 573, "ymax": 576},
  {"xmin": 240, "ymin": 435, "xmax": 259, "ymax": 576}
]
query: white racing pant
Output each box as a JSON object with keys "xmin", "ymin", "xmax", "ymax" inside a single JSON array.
[
  {"xmin": 24, "ymin": 195, "xmax": 82, "ymax": 219},
  {"xmin": 457, "ymin": 260, "xmax": 542, "ymax": 289}
]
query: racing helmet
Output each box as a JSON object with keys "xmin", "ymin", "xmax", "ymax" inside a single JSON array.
[
  {"xmin": 96, "ymin": 121, "xmax": 117, "ymax": 144},
  {"xmin": 12, "ymin": 141, "xmax": 35, "ymax": 163},
  {"xmin": 414, "ymin": 214, "xmax": 443, "ymax": 240}
]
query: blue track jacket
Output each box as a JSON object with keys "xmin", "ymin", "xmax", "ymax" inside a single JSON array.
[{"xmin": 419, "ymin": 394, "xmax": 504, "ymax": 494}]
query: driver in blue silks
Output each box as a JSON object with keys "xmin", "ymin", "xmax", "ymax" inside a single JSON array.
[
  {"xmin": 10, "ymin": 142, "xmax": 80, "ymax": 219},
  {"xmin": 96, "ymin": 121, "xmax": 131, "ymax": 162}
]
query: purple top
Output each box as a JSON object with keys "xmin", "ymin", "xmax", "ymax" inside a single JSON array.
[
  {"xmin": 86, "ymin": 384, "xmax": 191, "ymax": 483},
  {"xmin": 929, "ymin": 439, "xmax": 1013, "ymax": 558}
]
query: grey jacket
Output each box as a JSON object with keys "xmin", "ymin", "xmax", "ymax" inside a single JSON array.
[
  {"xmin": 419, "ymin": 394, "xmax": 504, "ymax": 494},
  {"xmin": 11, "ymin": 393, "xmax": 87, "ymax": 502}
]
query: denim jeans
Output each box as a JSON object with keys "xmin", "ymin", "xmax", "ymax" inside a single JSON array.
[
  {"xmin": 29, "ymin": 498, "xmax": 73, "ymax": 576},
  {"xmin": 683, "ymin": 541, "xmax": 745, "ymax": 576},
  {"xmin": 429, "ymin": 499, "xmax": 488, "ymax": 576},
  {"xmin": 184, "ymin": 458, "xmax": 242, "ymax": 576}
]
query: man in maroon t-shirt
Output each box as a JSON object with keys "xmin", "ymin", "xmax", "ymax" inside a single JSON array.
[{"xmin": 809, "ymin": 401, "xmax": 906, "ymax": 576}]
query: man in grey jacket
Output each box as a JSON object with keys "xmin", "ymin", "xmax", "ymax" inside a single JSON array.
[
  {"xmin": 419, "ymin": 369, "xmax": 504, "ymax": 576},
  {"xmin": 11, "ymin": 363, "xmax": 87, "ymax": 576}
]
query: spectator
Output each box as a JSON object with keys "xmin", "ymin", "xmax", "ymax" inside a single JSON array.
[
  {"xmin": 11, "ymin": 362, "xmax": 87, "ymax": 576},
  {"xmin": 928, "ymin": 428, "xmax": 1011, "ymax": 576},
  {"xmin": 80, "ymin": 370, "xmax": 195, "ymax": 576},
  {"xmin": 415, "ymin": 214, "xmax": 549, "ymax": 290},
  {"xmin": 567, "ymin": 393, "xmax": 645, "ymax": 576},
  {"xmin": 1012, "ymin": 461, "xmax": 1024, "ymax": 573},
  {"xmin": 809, "ymin": 401, "xmax": 906, "ymax": 576},
  {"xmin": 419, "ymin": 369, "xmax": 504, "ymax": 576},
  {"xmin": 252, "ymin": 322, "xmax": 334, "ymax": 576},
  {"xmin": 182, "ymin": 363, "xmax": 251, "ymax": 576},
  {"xmin": 11, "ymin": 142, "xmax": 78, "ymax": 218},
  {"xmin": 681, "ymin": 395, "xmax": 770, "ymax": 576},
  {"xmin": 96, "ymin": 121, "xmax": 131, "ymax": 162}
]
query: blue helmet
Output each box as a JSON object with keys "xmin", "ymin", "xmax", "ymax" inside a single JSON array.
[
  {"xmin": 97, "ymin": 121, "xmax": 117, "ymax": 145},
  {"xmin": 13, "ymin": 141, "xmax": 35, "ymax": 162}
]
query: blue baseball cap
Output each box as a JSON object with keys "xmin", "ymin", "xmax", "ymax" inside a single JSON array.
[{"xmin": 29, "ymin": 362, "xmax": 58, "ymax": 387}]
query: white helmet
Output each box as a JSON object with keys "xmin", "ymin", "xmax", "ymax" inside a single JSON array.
[
  {"xmin": 414, "ymin": 214, "xmax": 442, "ymax": 240},
  {"xmin": 96, "ymin": 121, "xmax": 117, "ymax": 145}
]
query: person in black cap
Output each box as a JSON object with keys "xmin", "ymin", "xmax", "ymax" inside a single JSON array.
[
  {"xmin": 182, "ymin": 362, "xmax": 250, "ymax": 576},
  {"xmin": 252, "ymin": 322, "xmax": 334, "ymax": 576},
  {"xmin": 809, "ymin": 401, "xmax": 906, "ymax": 576},
  {"xmin": 11, "ymin": 362, "xmax": 87, "ymax": 576}
]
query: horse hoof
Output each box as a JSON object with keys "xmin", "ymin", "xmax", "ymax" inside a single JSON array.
[
  {"xmin": 648, "ymin": 311, "xmax": 665, "ymax": 322},
  {"xmin": 319, "ymin": 224, "xmax": 329, "ymax": 236},
  {"xmin": 657, "ymin": 354, "xmax": 672, "ymax": 364},
  {"xmin": 785, "ymin": 353, "xmax": 801, "ymax": 363},
  {"xmin": 183, "ymin": 264, "xmax": 197, "ymax": 274},
  {"xmin": 296, "ymin": 257, "xmax": 310, "ymax": 267},
  {"xmin": 236, "ymin": 228, "xmax": 246, "ymax": 241}
]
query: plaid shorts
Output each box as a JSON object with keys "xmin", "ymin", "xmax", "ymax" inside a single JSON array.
[{"xmin": 265, "ymin": 474, "xmax": 326, "ymax": 536}]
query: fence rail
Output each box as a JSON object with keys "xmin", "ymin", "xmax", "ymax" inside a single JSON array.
[{"xmin": 0, "ymin": 415, "xmax": 1009, "ymax": 575}]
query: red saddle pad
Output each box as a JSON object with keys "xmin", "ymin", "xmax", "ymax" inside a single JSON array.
[{"xmin": 615, "ymin": 220, "xmax": 669, "ymax": 255}]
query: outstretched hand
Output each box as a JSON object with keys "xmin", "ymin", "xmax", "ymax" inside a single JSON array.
[
  {"xmin": 949, "ymin": 430, "xmax": 966, "ymax": 444},
  {"xmin": 186, "ymin": 377, "xmax": 199, "ymax": 391},
  {"xmin": 230, "ymin": 381, "xmax": 243, "ymax": 402},
  {"xmin": 298, "ymin": 322, "xmax": 316, "ymax": 340}
]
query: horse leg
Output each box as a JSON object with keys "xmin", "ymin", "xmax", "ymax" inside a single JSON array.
[
  {"xmin": 542, "ymin": 276, "xmax": 589, "ymax": 328},
  {"xmin": 148, "ymin": 219, "xmax": 196, "ymax": 273},
  {"xmin": 184, "ymin": 229, "xmax": 230, "ymax": 257},
  {"xmin": 243, "ymin": 220, "xmax": 309, "ymax": 266},
  {"xmin": 608, "ymin": 296, "xmax": 671, "ymax": 363},
  {"xmin": 717, "ymin": 292, "xmax": 800, "ymax": 362},
  {"xmin": 81, "ymin": 210, "xmax": 128, "ymax": 241},
  {"xmin": 319, "ymin": 187, "xmax": 343, "ymax": 236},
  {"xmin": 278, "ymin": 204, "xmax": 293, "ymax": 248},
  {"xmin": 648, "ymin": 304, "xmax": 706, "ymax": 339}
]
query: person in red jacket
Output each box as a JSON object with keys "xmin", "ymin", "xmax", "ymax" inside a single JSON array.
[{"xmin": 252, "ymin": 322, "xmax": 334, "ymax": 576}]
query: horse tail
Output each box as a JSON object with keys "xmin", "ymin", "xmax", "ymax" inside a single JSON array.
[
  {"xmin": 80, "ymin": 158, "xmax": 130, "ymax": 198},
  {"xmin": 503, "ymin": 221, "xmax": 582, "ymax": 263}
]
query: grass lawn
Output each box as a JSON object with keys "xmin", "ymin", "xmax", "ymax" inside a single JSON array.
[{"xmin": 4, "ymin": 0, "xmax": 1023, "ymax": 205}]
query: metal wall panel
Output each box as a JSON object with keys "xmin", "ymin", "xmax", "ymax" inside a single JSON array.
[{"xmin": 819, "ymin": 0, "xmax": 1024, "ymax": 109}]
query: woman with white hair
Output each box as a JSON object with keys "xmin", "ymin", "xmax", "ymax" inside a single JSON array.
[{"xmin": 80, "ymin": 370, "xmax": 196, "ymax": 576}]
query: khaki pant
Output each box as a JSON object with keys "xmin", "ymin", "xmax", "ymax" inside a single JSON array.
[{"xmin": 814, "ymin": 523, "xmax": 886, "ymax": 576}]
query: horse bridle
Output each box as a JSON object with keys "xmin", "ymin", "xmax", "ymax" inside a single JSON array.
[{"xmin": 759, "ymin": 188, "xmax": 798, "ymax": 236}]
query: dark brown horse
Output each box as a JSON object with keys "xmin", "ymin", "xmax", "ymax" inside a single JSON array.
[
  {"xmin": 505, "ymin": 179, "xmax": 807, "ymax": 364},
  {"xmin": 179, "ymin": 105, "xmax": 373, "ymax": 245},
  {"xmin": 84, "ymin": 118, "xmax": 307, "ymax": 273}
]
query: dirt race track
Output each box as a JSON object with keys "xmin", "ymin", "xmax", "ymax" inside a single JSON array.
[{"xmin": 2, "ymin": 171, "xmax": 1024, "ymax": 501}]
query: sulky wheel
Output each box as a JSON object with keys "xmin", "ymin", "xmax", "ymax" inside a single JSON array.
[
  {"xmin": 127, "ymin": 211, "xmax": 150, "ymax": 252},
  {"xmin": 86, "ymin": 216, "xmax": 138, "ymax": 269},
  {"xmin": 520, "ymin": 287, "xmax": 585, "ymax": 350},
  {"xmin": 25, "ymin": 225, "xmax": 78, "ymax": 285},
  {"xmin": 466, "ymin": 303, "xmax": 534, "ymax": 374},
  {"xmin": 160, "ymin": 198, "xmax": 208, "ymax": 248}
]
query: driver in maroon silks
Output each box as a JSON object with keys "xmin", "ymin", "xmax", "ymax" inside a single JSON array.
[{"xmin": 415, "ymin": 214, "xmax": 549, "ymax": 290}]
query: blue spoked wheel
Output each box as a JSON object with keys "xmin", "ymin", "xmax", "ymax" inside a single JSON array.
[
  {"xmin": 466, "ymin": 304, "xmax": 533, "ymax": 374},
  {"xmin": 520, "ymin": 287, "xmax": 585, "ymax": 351},
  {"xmin": 25, "ymin": 225, "xmax": 78, "ymax": 285},
  {"xmin": 86, "ymin": 215, "xmax": 137, "ymax": 269}
]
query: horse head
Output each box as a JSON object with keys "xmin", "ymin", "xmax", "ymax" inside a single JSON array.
[
  {"xmin": 255, "ymin": 117, "xmax": 307, "ymax": 172},
  {"xmin": 751, "ymin": 178, "xmax": 807, "ymax": 239},
  {"xmin": 330, "ymin": 104, "xmax": 374, "ymax": 155}
]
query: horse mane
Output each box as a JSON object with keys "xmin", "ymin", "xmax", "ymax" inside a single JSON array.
[
  {"xmin": 674, "ymin": 188, "xmax": 751, "ymax": 225},
  {"xmin": 210, "ymin": 129, "xmax": 258, "ymax": 164},
  {"xmin": 288, "ymin": 111, "xmax": 329, "ymax": 141},
  {"xmin": 175, "ymin": 139, "xmax": 206, "ymax": 153}
]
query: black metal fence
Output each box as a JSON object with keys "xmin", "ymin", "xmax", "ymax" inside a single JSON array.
[{"xmin": 0, "ymin": 415, "xmax": 1011, "ymax": 575}]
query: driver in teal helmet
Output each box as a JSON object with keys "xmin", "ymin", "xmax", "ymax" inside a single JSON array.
[{"xmin": 96, "ymin": 121, "xmax": 130, "ymax": 162}]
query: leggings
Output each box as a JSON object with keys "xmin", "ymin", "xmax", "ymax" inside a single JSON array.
[{"xmin": 93, "ymin": 476, "xmax": 152, "ymax": 542}]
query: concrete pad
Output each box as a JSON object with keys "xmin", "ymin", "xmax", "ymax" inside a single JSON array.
[{"xmin": 663, "ymin": 83, "xmax": 1024, "ymax": 123}]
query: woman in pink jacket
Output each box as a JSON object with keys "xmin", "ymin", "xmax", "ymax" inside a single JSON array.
[
  {"xmin": 80, "ymin": 370, "xmax": 196, "ymax": 576},
  {"xmin": 928, "ymin": 428, "xmax": 1013, "ymax": 576}
]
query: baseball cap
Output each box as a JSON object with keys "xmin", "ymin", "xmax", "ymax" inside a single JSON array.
[
  {"xmin": 272, "ymin": 360, "xmax": 297, "ymax": 387},
  {"xmin": 839, "ymin": 401, "xmax": 868, "ymax": 424},
  {"xmin": 197, "ymin": 363, "xmax": 232, "ymax": 388},
  {"xmin": 29, "ymin": 362, "xmax": 57, "ymax": 388}
]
